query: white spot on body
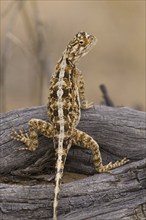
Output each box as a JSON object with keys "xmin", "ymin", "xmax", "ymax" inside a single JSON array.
[{"xmin": 58, "ymin": 108, "xmax": 63, "ymax": 117}]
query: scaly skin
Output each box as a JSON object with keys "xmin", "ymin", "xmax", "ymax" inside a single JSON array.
[{"xmin": 11, "ymin": 32, "xmax": 129, "ymax": 220}]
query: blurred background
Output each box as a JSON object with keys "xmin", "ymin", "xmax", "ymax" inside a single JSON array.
[{"xmin": 0, "ymin": 0, "xmax": 145, "ymax": 113}]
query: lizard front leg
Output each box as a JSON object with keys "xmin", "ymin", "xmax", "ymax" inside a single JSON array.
[
  {"xmin": 76, "ymin": 69, "xmax": 93, "ymax": 109},
  {"xmin": 72, "ymin": 129, "xmax": 129, "ymax": 173},
  {"xmin": 11, "ymin": 119, "xmax": 53, "ymax": 152}
]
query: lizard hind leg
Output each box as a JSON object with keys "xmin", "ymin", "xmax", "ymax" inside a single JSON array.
[
  {"xmin": 72, "ymin": 129, "xmax": 129, "ymax": 173},
  {"xmin": 11, "ymin": 119, "xmax": 53, "ymax": 152}
]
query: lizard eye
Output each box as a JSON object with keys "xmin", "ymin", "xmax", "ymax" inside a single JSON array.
[{"xmin": 79, "ymin": 40, "xmax": 84, "ymax": 45}]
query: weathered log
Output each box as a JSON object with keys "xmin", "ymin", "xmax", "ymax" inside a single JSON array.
[
  {"xmin": 0, "ymin": 159, "xmax": 146, "ymax": 220},
  {"xmin": 0, "ymin": 105, "xmax": 145, "ymax": 175},
  {"xmin": 0, "ymin": 105, "xmax": 146, "ymax": 219}
]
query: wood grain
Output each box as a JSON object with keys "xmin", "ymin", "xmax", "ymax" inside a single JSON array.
[{"xmin": 0, "ymin": 105, "xmax": 146, "ymax": 219}]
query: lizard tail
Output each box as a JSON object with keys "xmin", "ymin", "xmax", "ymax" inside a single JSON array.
[
  {"xmin": 53, "ymin": 138, "xmax": 71, "ymax": 220},
  {"xmin": 53, "ymin": 157, "xmax": 64, "ymax": 220}
]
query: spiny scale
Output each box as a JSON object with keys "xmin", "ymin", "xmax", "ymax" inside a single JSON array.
[{"xmin": 11, "ymin": 32, "xmax": 129, "ymax": 220}]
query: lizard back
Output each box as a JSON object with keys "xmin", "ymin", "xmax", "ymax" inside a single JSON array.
[{"xmin": 47, "ymin": 59, "xmax": 80, "ymax": 137}]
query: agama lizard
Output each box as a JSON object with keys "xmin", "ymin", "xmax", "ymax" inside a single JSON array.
[{"xmin": 11, "ymin": 32, "xmax": 129, "ymax": 220}]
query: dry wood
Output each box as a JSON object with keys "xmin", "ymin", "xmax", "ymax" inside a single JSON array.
[
  {"xmin": 0, "ymin": 105, "xmax": 146, "ymax": 219},
  {"xmin": 100, "ymin": 84, "xmax": 115, "ymax": 106}
]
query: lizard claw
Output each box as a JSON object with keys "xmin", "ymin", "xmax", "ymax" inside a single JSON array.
[
  {"xmin": 10, "ymin": 129, "xmax": 27, "ymax": 142},
  {"xmin": 81, "ymin": 101, "xmax": 94, "ymax": 109},
  {"xmin": 10, "ymin": 128, "xmax": 38, "ymax": 152},
  {"xmin": 98, "ymin": 158, "xmax": 129, "ymax": 173}
]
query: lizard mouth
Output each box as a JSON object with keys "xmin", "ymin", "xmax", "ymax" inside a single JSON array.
[
  {"xmin": 88, "ymin": 35, "xmax": 98, "ymax": 49},
  {"xmin": 90, "ymin": 35, "xmax": 98, "ymax": 45},
  {"xmin": 81, "ymin": 35, "xmax": 97, "ymax": 57}
]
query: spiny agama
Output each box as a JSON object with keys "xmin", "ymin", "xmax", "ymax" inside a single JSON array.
[{"xmin": 11, "ymin": 32, "xmax": 129, "ymax": 219}]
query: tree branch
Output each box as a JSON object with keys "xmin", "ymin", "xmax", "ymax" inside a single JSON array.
[{"xmin": 0, "ymin": 105, "xmax": 146, "ymax": 219}]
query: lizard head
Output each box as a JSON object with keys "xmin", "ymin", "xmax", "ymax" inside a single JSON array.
[{"xmin": 66, "ymin": 31, "xmax": 97, "ymax": 63}]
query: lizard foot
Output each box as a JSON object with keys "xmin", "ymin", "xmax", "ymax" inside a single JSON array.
[
  {"xmin": 81, "ymin": 101, "xmax": 94, "ymax": 109},
  {"xmin": 10, "ymin": 129, "xmax": 33, "ymax": 151},
  {"xmin": 98, "ymin": 158, "xmax": 129, "ymax": 173}
]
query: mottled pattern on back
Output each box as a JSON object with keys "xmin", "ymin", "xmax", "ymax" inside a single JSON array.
[{"xmin": 48, "ymin": 60, "xmax": 80, "ymax": 136}]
